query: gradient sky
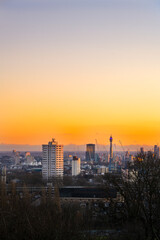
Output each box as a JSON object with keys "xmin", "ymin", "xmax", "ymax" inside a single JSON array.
[{"xmin": 1, "ymin": 0, "xmax": 160, "ymax": 146}]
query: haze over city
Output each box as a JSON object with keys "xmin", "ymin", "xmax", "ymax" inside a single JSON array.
[{"xmin": 1, "ymin": 0, "xmax": 160, "ymax": 147}]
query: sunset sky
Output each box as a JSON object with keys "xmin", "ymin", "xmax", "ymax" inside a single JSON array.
[{"xmin": 1, "ymin": 0, "xmax": 160, "ymax": 146}]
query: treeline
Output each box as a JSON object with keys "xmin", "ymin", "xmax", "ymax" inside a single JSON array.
[
  {"xmin": 6, "ymin": 171, "xmax": 104, "ymax": 187},
  {"xmin": 0, "ymin": 183, "xmax": 89, "ymax": 240},
  {"xmin": 0, "ymin": 183, "xmax": 116, "ymax": 240},
  {"xmin": 105, "ymin": 151, "xmax": 160, "ymax": 240}
]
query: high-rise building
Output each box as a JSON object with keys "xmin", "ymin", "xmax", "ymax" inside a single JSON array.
[
  {"xmin": 140, "ymin": 147, "xmax": 144, "ymax": 154},
  {"xmin": 72, "ymin": 156, "xmax": 81, "ymax": 176},
  {"xmin": 86, "ymin": 144, "xmax": 95, "ymax": 162},
  {"xmin": 42, "ymin": 138, "xmax": 63, "ymax": 179},
  {"xmin": 154, "ymin": 145, "xmax": 159, "ymax": 159}
]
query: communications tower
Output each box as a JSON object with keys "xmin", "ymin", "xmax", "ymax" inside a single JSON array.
[
  {"xmin": 109, "ymin": 135, "xmax": 113, "ymax": 160},
  {"xmin": 109, "ymin": 135, "xmax": 114, "ymax": 172}
]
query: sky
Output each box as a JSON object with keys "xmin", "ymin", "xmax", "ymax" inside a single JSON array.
[{"xmin": 1, "ymin": 0, "xmax": 160, "ymax": 146}]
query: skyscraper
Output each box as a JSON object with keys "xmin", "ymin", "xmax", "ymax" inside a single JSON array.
[
  {"xmin": 86, "ymin": 144, "xmax": 95, "ymax": 162},
  {"xmin": 72, "ymin": 156, "xmax": 81, "ymax": 176},
  {"xmin": 42, "ymin": 138, "xmax": 63, "ymax": 179},
  {"xmin": 154, "ymin": 145, "xmax": 159, "ymax": 159},
  {"xmin": 140, "ymin": 147, "xmax": 144, "ymax": 154}
]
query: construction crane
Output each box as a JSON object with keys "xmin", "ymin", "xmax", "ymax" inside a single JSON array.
[
  {"xmin": 95, "ymin": 139, "xmax": 98, "ymax": 152},
  {"xmin": 119, "ymin": 140, "xmax": 125, "ymax": 154}
]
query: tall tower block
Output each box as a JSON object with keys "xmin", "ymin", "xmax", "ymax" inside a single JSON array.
[
  {"xmin": 72, "ymin": 156, "xmax": 81, "ymax": 176},
  {"xmin": 86, "ymin": 144, "xmax": 95, "ymax": 162},
  {"xmin": 154, "ymin": 145, "xmax": 159, "ymax": 159},
  {"xmin": 42, "ymin": 138, "xmax": 63, "ymax": 180}
]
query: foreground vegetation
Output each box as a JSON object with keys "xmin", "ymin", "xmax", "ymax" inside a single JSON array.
[
  {"xmin": 0, "ymin": 152, "xmax": 160, "ymax": 239},
  {"xmin": 105, "ymin": 151, "xmax": 160, "ymax": 240}
]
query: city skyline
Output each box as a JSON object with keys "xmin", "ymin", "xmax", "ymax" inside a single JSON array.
[
  {"xmin": 1, "ymin": 0, "xmax": 160, "ymax": 146},
  {"xmin": 0, "ymin": 142, "xmax": 157, "ymax": 152}
]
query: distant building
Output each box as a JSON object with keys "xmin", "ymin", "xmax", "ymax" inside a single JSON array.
[
  {"xmin": 13, "ymin": 150, "xmax": 20, "ymax": 165},
  {"xmin": 72, "ymin": 156, "xmax": 81, "ymax": 176},
  {"xmin": 59, "ymin": 186, "xmax": 117, "ymax": 200},
  {"xmin": 86, "ymin": 144, "xmax": 95, "ymax": 162},
  {"xmin": 27, "ymin": 156, "xmax": 34, "ymax": 164},
  {"xmin": 1, "ymin": 166, "xmax": 6, "ymax": 183},
  {"xmin": 25, "ymin": 152, "xmax": 31, "ymax": 157},
  {"xmin": 42, "ymin": 138, "xmax": 63, "ymax": 180},
  {"xmin": 25, "ymin": 152, "xmax": 34, "ymax": 164},
  {"xmin": 140, "ymin": 147, "xmax": 144, "ymax": 154},
  {"xmin": 122, "ymin": 151, "xmax": 133, "ymax": 168},
  {"xmin": 97, "ymin": 166, "xmax": 109, "ymax": 174},
  {"xmin": 154, "ymin": 145, "xmax": 159, "ymax": 159},
  {"xmin": 129, "ymin": 154, "xmax": 134, "ymax": 162}
]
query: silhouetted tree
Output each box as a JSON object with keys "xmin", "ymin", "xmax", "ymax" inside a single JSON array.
[{"xmin": 105, "ymin": 151, "xmax": 160, "ymax": 240}]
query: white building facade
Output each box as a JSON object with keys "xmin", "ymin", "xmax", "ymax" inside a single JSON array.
[
  {"xmin": 42, "ymin": 139, "xmax": 63, "ymax": 179},
  {"xmin": 72, "ymin": 156, "xmax": 81, "ymax": 176}
]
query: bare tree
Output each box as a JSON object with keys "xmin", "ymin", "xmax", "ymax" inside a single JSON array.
[{"xmin": 105, "ymin": 151, "xmax": 160, "ymax": 240}]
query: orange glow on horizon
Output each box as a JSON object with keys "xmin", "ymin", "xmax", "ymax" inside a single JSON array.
[{"xmin": 1, "ymin": 0, "xmax": 160, "ymax": 147}]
